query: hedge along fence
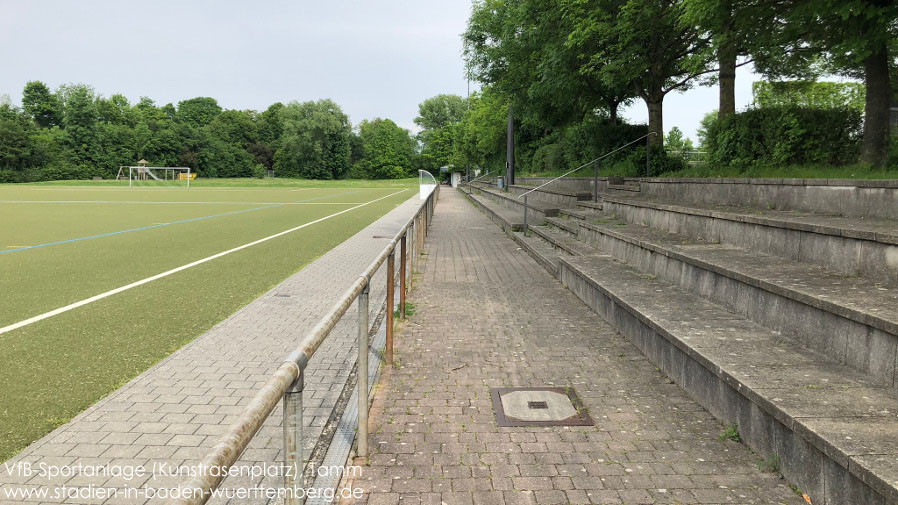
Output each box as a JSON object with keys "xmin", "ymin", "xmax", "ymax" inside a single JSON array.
[{"xmin": 705, "ymin": 106, "xmax": 862, "ymax": 168}]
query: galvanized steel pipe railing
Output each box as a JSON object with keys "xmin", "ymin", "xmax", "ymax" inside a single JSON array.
[
  {"xmin": 516, "ymin": 132, "xmax": 657, "ymax": 234},
  {"xmin": 166, "ymin": 185, "xmax": 439, "ymax": 505},
  {"xmin": 460, "ymin": 169, "xmax": 497, "ymax": 195}
]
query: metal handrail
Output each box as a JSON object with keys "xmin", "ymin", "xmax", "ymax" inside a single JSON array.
[
  {"xmin": 517, "ymin": 132, "xmax": 657, "ymax": 233},
  {"xmin": 461, "ymin": 169, "xmax": 497, "ymax": 193},
  {"xmin": 517, "ymin": 132, "xmax": 657, "ymax": 200},
  {"xmin": 166, "ymin": 185, "xmax": 439, "ymax": 505}
]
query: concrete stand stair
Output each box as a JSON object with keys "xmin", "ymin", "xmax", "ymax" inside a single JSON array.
[
  {"xmin": 559, "ymin": 254, "xmax": 898, "ymax": 505},
  {"xmin": 464, "ymin": 190, "xmax": 523, "ymax": 232},
  {"xmin": 466, "ymin": 183, "xmax": 560, "ymax": 222},
  {"xmin": 463, "ymin": 185, "xmax": 898, "ymax": 504},
  {"xmin": 470, "ymin": 180, "xmax": 592, "ymax": 207},
  {"xmin": 600, "ymin": 194, "xmax": 898, "ymax": 286},
  {"xmin": 547, "ymin": 216, "xmax": 898, "ymax": 392}
]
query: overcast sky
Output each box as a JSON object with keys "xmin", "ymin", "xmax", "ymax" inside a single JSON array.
[{"xmin": 0, "ymin": 0, "xmax": 759, "ymax": 142}]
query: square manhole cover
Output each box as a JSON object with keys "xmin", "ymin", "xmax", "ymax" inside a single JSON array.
[{"xmin": 491, "ymin": 387, "xmax": 593, "ymax": 427}]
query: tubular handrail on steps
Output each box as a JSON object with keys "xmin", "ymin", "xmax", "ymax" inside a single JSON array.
[
  {"xmin": 460, "ymin": 169, "xmax": 498, "ymax": 194},
  {"xmin": 517, "ymin": 132, "xmax": 657, "ymax": 233},
  {"xmin": 164, "ymin": 185, "xmax": 439, "ymax": 505}
]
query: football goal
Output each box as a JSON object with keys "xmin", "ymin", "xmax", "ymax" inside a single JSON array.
[{"xmin": 116, "ymin": 165, "xmax": 194, "ymax": 188}]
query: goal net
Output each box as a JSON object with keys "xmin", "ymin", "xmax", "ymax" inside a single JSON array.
[{"xmin": 117, "ymin": 166, "xmax": 194, "ymax": 188}]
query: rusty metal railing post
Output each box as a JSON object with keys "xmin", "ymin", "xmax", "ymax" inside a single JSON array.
[
  {"xmin": 386, "ymin": 250, "xmax": 395, "ymax": 364},
  {"xmin": 283, "ymin": 371, "xmax": 304, "ymax": 505},
  {"xmin": 400, "ymin": 235, "xmax": 407, "ymax": 320},
  {"xmin": 410, "ymin": 220, "xmax": 417, "ymax": 282},
  {"xmin": 357, "ymin": 282, "xmax": 370, "ymax": 459},
  {"xmin": 523, "ymin": 194, "xmax": 529, "ymax": 235},
  {"xmin": 593, "ymin": 159, "xmax": 600, "ymax": 203}
]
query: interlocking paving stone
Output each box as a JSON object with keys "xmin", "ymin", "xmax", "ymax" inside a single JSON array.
[
  {"xmin": 0, "ymin": 191, "xmax": 424, "ymax": 505},
  {"xmin": 348, "ymin": 189, "xmax": 803, "ymax": 505}
]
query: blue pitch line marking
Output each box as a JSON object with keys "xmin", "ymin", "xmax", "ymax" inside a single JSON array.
[
  {"xmin": 0, "ymin": 204, "xmax": 283, "ymax": 255},
  {"xmin": 0, "ymin": 189, "xmax": 373, "ymax": 255},
  {"xmin": 0, "ymin": 189, "xmax": 377, "ymax": 255}
]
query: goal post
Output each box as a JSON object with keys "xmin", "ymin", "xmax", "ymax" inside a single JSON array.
[{"xmin": 119, "ymin": 166, "xmax": 194, "ymax": 188}]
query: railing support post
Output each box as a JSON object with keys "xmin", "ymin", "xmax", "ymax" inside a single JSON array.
[
  {"xmin": 593, "ymin": 160, "xmax": 599, "ymax": 203},
  {"xmin": 386, "ymin": 250, "xmax": 395, "ymax": 365},
  {"xmin": 523, "ymin": 194, "xmax": 529, "ymax": 235},
  {"xmin": 357, "ymin": 283, "xmax": 370, "ymax": 460},
  {"xmin": 409, "ymin": 222, "xmax": 416, "ymax": 284},
  {"xmin": 400, "ymin": 235, "xmax": 407, "ymax": 320},
  {"xmin": 283, "ymin": 371, "xmax": 304, "ymax": 505},
  {"xmin": 646, "ymin": 134, "xmax": 652, "ymax": 177}
]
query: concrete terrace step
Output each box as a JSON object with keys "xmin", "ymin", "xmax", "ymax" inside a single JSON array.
[
  {"xmin": 601, "ymin": 194, "xmax": 898, "ymax": 286},
  {"xmin": 462, "ymin": 189, "xmax": 523, "ymax": 232},
  {"xmin": 574, "ymin": 218, "xmax": 898, "ymax": 392},
  {"xmin": 471, "ymin": 180, "xmax": 592, "ymax": 207},
  {"xmin": 559, "ymin": 206, "xmax": 603, "ymax": 221},
  {"xmin": 574, "ymin": 200, "xmax": 604, "ymax": 212},
  {"xmin": 509, "ymin": 231, "xmax": 564, "ymax": 277},
  {"xmin": 528, "ymin": 224, "xmax": 596, "ymax": 257},
  {"xmin": 545, "ymin": 216, "xmax": 579, "ymax": 236},
  {"xmin": 607, "ymin": 183, "xmax": 641, "ymax": 193},
  {"xmin": 557, "ymin": 252, "xmax": 898, "ymax": 505},
  {"xmin": 467, "ymin": 184, "xmax": 561, "ymax": 221}
]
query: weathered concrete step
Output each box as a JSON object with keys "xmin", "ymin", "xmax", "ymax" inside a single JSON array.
[
  {"xmin": 574, "ymin": 200, "xmax": 604, "ymax": 212},
  {"xmin": 528, "ymin": 225, "xmax": 595, "ymax": 257},
  {"xmin": 607, "ymin": 183, "xmax": 641, "ymax": 192},
  {"xmin": 509, "ymin": 231, "xmax": 563, "ymax": 277},
  {"xmin": 471, "ymin": 180, "xmax": 592, "ymax": 207},
  {"xmin": 601, "ymin": 194, "xmax": 898, "ymax": 286},
  {"xmin": 545, "ymin": 216, "xmax": 579, "ymax": 236},
  {"xmin": 558, "ymin": 207, "xmax": 603, "ymax": 221},
  {"xmin": 576, "ymin": 218, "xmax": 898, "ymax": 391},
  {"xmin": 468, "ymin": 183, "xmax": 560, "ymax": 221},
  {"xmin": 462, "ymin": 189, "xmax": 523, "ymax": 232},
  {"xmin": 558, "ymin": 253, "xmax": 898, "ymax": 505}
]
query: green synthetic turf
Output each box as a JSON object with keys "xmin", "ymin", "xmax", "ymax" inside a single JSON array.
[{"xmin": 0, "ymin": 180, "xmax": 416, "ymax": 461}]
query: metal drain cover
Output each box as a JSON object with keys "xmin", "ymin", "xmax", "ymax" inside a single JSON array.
[{"xmin": 491, "ymin": 387, "xmax": 593, "ymax": 427}]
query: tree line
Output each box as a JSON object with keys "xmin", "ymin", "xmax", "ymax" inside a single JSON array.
[
  {"xmin": 452, "ymin": 0, "xmax": 897, "ymax": 171},
  {"xmin": 0, "ymin": 81, "xmax": 465, "ymax": 182}
]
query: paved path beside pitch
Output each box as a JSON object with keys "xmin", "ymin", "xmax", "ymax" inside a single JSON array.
[
  {"xmin": 348, "ymin": 189, "xmax": 802, "ymax": 505},
  {"xmin": 0, "ymin": 190, "xmax": 420, "ymax": 505}
]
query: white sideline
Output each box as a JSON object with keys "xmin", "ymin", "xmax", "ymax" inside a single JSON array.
[
  {"xmin": 0, "ymin": 189, "xmax": 408, "ymax": 336},
  {"xmin": 0, "ymin": 200, "xmax": 375, "ymax": 205}
]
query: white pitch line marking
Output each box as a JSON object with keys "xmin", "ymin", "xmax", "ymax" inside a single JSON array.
[
  {"xmin": 0, "ymin": 189, "xmax": 408, "ymax": 336},
  {"xmin": 0, "ymin": 200, "xmax": 375, "ymax": 206}
]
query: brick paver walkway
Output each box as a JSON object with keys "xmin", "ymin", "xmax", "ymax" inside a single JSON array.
[
  {"xmin": 348, "ymin": 189, "xmax": 802, "ymax": 505},
  {"xmin": 0, "ymin": 190, "xmax": 422, "ymax": 505}
]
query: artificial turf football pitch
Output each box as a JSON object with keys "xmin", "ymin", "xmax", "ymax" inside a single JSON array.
[{"xmin": 0, "ymin": 178, "xmax": 417, "ymax": 460}]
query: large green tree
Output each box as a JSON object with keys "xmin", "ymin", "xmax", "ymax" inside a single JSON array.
[
  {"xmin": 176, "ymin": 97, "xmax": 222, "ymax": 128},
  {"xmin": 465, "ymin": 0, "xmax": 634, "ymax": 126},
  {"xmin": 567, "ymin": 0, "xmax": 714, "ymax": 147},
  {"xmin": 21, "ymin": 81, "xmax": 60, "ymax": 128},
  {"xmin": 784, "ymin": 0, "xmax": 898, "ymax": 166},
  {"xmin": 274, "ymin": 99, "xmax": 351, "ymax": 179},
  {"xmin": 58, "ymin": 83, "xmax": 100, "ymax": 168},
  {"xmin": 354, "ymin": 118, "xmax": 416, "ymax": 179}
]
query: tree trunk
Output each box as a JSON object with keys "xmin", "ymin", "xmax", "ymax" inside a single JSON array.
[
  {"xmin": 861, "ymin": 45, "xmax": 890, "ymax": 167},
  {"xmin": 718, "ymin": 34, "xmax": 737, "ymax": 119},
  {"xmin": 609, "ymin": 101, "xmax": 619, "ymax": 124},
  {"xmin": 718, "ymin": 1, "xmax": 736, "ymax": 119},
  {"xmin": 646, "ymin": 97, "xmax": 663, "ymax": 148}
]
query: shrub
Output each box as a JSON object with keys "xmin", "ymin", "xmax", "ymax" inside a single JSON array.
[
  {"xmin": 706, "ymin": 106, "xmax": 862, "ymax": 169},
  {"xmin": 611, "ymin": 147, "xmax": 686, "ymax": 177}
]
